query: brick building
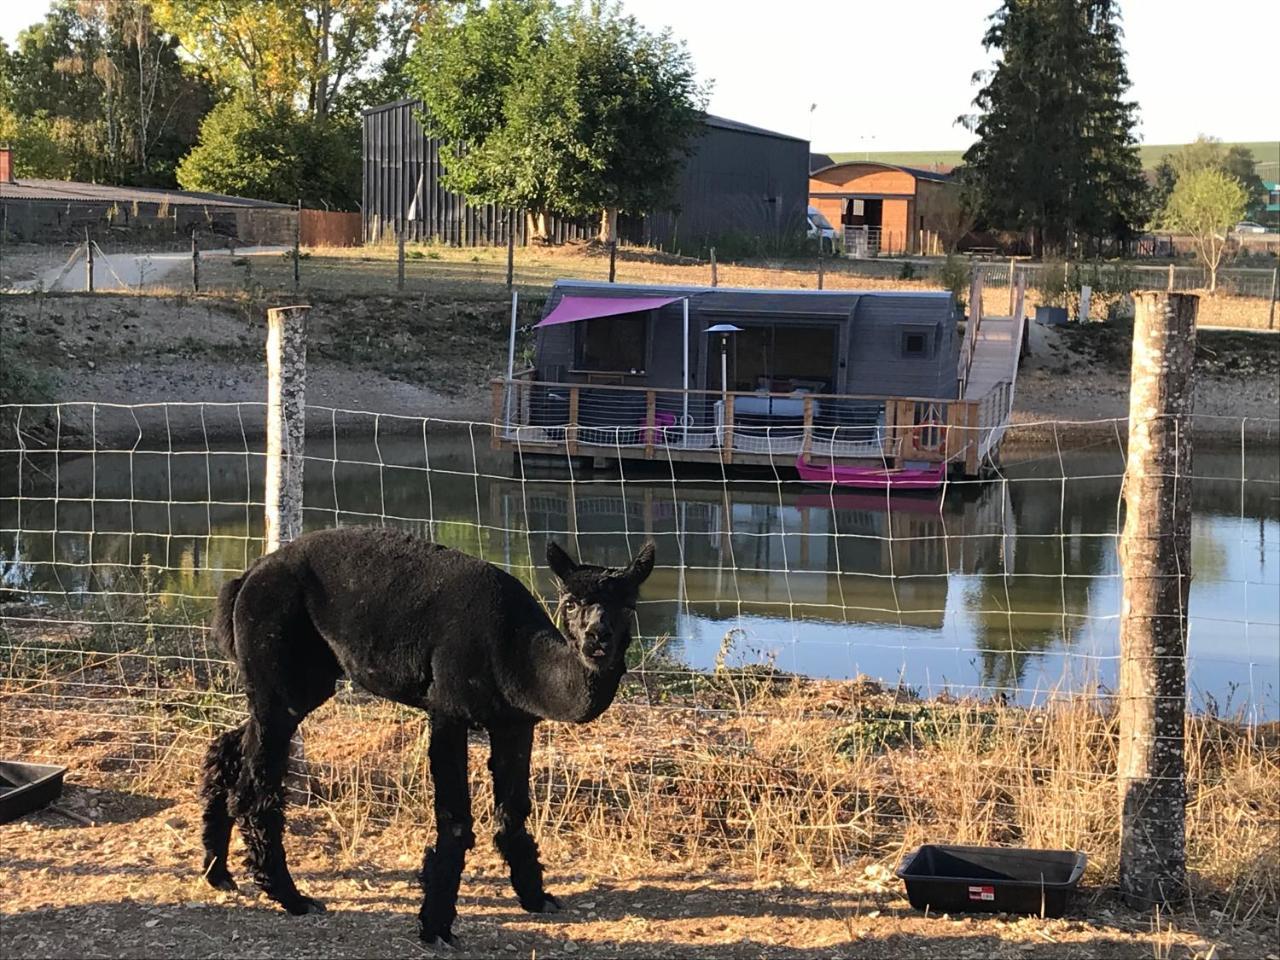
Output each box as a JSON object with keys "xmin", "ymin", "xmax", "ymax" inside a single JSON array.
[{"xmin": 808, "ymin": 161, "xmax": 956, "ymax": 256}]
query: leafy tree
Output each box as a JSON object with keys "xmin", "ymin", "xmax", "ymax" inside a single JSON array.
[
  {"xmin": 176, "ymin": 95, "xmax": 360, "ymax": 207},
  {"xmin": 152, "ymin": 0, "xmax": 382, "ymax": 118},
  {"xmin": 1151, "ymin": 136, "xmax": 1267, "ymax": 224},
  {"xmin": 1163, "ymin": 168, "xmax": 1247, "ymax": 293},
  {"xmin": 0, "ymin": 0, "xmax": 212, "ymax": 185},
  {"xmin": 410, "ymin": 0, "xmax": 706, "ymax": 241},
  {"xmin": 959, "ymin": 0, "xmax": 1147, "ymax": 257},
  {"xmin": 0, "ymin": 105, "xmax": 73, "ymax": 178},
  {"xmin": 331, "ymin": 0, "xmax": 427, "ymax": 120}
]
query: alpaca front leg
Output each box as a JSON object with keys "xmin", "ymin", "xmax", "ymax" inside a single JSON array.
[
  {"xmin": 420, "ymin": 717, "xmax": 474, "ymax": 945},
  {"xmin": 488, "ymin": 723, "xmax": 560, "ymax": 913}
]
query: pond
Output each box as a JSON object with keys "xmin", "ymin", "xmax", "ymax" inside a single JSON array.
[{"xmin": 2, "ymin": 424, "xmax": 1276, "ymax": 719}]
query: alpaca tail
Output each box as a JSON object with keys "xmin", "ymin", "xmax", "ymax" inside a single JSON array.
[{"xmin": 211, "ymin": 574, "xmax": 245, "ymax": 661}]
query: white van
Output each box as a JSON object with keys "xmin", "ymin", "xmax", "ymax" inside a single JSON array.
[{"xmin": 807, "ymin": 206, "xmax": 838, "ymax": 253}]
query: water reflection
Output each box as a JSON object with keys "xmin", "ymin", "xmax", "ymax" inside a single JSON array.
[{"xmin": 2, "ymin": 432, "xmax": 1276, "ymax": 716}]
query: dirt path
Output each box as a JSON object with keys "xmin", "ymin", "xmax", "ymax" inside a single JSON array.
[{"xmin": 2, "ymin": 778, "xmax": 1264, "ymax": 960}]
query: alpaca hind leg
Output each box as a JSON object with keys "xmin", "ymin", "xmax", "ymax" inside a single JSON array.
[
  {"xmin": 230, "ymin": 711, "xmax": 324, "ymax": 915},
  {"xmin": 489, "ymin": 723, "xmax": 559, "ymax": 913},
  {"xmin": 419, "ymin": 716, "xmax": 474, "ymax": 945},
  {"xmin": 200, "ymin": 721, "xmax": 247, "ymax": 890}
]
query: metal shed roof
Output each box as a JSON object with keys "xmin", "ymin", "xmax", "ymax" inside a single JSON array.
[
  {"xmin": 0, "ymin": 179, "xmax": 291, "ymax": 207},
  {"xmin": 703, "ymin": 114, "xmax": 807, "ymax": 144}
]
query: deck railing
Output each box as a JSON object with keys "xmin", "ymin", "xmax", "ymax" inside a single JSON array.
[{"xmin": 492, "ymin": 372, "xmax": 1020, "ymax": 478}]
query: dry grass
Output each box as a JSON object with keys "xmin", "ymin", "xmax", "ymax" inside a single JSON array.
[
  {"xmin": 5, "ymin": 647, "xmax": 1276, "ymax": 928},
  {"xmin": 3, "ymin": 621, "xmax": 1278, "ymax": 957}
]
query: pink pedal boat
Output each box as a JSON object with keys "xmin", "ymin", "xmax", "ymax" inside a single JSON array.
[{"xmin": 794, "ymin": 454, "xmax": 947, "ymax": 491}]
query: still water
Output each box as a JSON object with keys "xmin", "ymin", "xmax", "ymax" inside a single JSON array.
[{"xmin": 2, "ymin": 425, "xmax": 1277, "ymax": 718}]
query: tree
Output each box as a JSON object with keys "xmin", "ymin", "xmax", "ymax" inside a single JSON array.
[
  {"xmin": 1163, "ymin": 168, "xmax": 1247, "ymax": 293},
  {"xmin": 176, "ymin": 95, "xmax": 360, "ymax": 207},
  {"xmin": 959, "ymin": 0, "xmax": 1147, "ymax": 257},
  {"xmin": 1153, "ymin": 136, "xmax": 1267, "ymax": 226},
  {"xmin": 409, "ymin": 0, "xmax": 706, "ymax": 241},
  {"xmin": 0, "ymin": 0, "xmax": 212, "ymax": 185},
  {"xmin": 151, "ymin": 0, "xmax": 382, "ymax": 118}
]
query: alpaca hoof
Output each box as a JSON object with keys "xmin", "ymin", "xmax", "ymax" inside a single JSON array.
[
  {"xmin": 419, "ymin": 923, "xmax": 456, "ymax": 946},
  {"xmin": 205, "ymin": 871, "xmax": 238, "ymax": 893},
  {"xmin": 284, "ymin": 895, "xmax": 327, "ymax": 916},
  {"xmin": 523, "ymin": 892, "xmax": 561, "ymax": 914}
]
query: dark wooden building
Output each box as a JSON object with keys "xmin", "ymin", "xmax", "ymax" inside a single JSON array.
[{"xmin": 361, "ymin": 101, "xmax": 810, "ymax": 251}]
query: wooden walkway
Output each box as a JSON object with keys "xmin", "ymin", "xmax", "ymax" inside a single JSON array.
[{"xmin": 962, "ymin": 315, "xmax": 1022, "ymax": 401}]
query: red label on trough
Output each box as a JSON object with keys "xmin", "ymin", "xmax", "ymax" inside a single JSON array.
[{"xmin": 968, "ymin": 885, "xmax": 996, "ymax": 901}]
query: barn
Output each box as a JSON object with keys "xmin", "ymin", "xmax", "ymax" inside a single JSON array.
[
  {"xmin": 808, "ymin": 161, "xmax": 957, "ymax": 256},
  {"xmin": 361, "ymin": 100, "xmax": 809, "ymax": 251},
  {"xmin": 626, "ymin": 116, "xmax": 810, "ymax": 254}
]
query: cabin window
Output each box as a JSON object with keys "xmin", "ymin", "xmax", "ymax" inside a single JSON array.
[
  {"xmin": 577, "ymin": 314, "xmax": 648, "ymax": 374},
  {"xmin": 901, "ymin": 331, "xmax": 930, "ymax": 358},
  {"xmin": 716, "ymin": 323, "xmax": 838, "ymax": 393}
]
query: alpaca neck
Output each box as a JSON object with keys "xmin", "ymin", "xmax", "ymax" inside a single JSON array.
[{"xmin": 511, "ymin": 628, "xmax": 625, "ymax": 724}]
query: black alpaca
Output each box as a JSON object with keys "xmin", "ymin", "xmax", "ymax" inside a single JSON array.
[{"xmin": 199, "ymin": 527, "xmax": 655, "ymax": 944}]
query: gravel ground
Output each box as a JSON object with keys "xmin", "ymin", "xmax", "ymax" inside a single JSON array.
[{"xmin": 2, "ymin": 779, "xmax": 1269, "ymax": 960}]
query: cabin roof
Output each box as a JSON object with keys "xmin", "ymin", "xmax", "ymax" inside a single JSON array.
[{"xmin": 550, "ymin": 278, "xmax": 950, "ymax": 301}]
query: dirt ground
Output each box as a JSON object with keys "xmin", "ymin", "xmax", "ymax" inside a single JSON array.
[
  {"xmin": 3, "ymin": 292, "xmax": 1277, "ymax": 445},
  {"xmin": 2, "ymin": 777, "xmax": 1269, "ymax": 960}
]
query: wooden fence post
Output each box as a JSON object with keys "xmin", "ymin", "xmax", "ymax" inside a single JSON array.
[
  {"xmin": 265, "ymin": 305, "xmax": 309, "ymax": 553},
  {"xmin": 710, "ymin": 246, "xmax": 718, "ymax": 287},
  {"xmin": 397, "ymin": 226, "xmax": 406, "ymax": 291},
  {"xmin": 506, "ymin": 213, "xmax": 515, "ymax": 288},
  {"xmin": 817, "ymin": 252, "xmax": 824, "ymax": 290},
  {"xmin": 1269, "ymin": 266, "xmax": 1277, "ymax": 330},
  {"xmin": 293, "ymin": 201, "xmax": 301, "ymax": 292},
  {"xmin": 191, "ymin": 231, "xmax": 200, "ymax": 293},
  {"xmin": 609, "ymin": 240, "xmax": 617, "ymax": 283},
  {"xmin": 1117, "ymin": 290, "xmax": 1198, "ymax": 910},
  {"xmin": 85, "ymin": 228, "xmax": 94, "ymax": 292}
]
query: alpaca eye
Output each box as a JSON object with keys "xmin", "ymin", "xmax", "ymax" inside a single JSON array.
[{"xmin": 563, "ymin": 600, "xmax": 579, "ymax": 613}]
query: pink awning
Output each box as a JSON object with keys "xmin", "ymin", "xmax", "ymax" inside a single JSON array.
[{"xmin": 535, "ymin": 295, "xmax": 683, "ymax": 327}]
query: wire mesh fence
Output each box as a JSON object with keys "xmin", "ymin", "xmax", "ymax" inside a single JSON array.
[
  {"xmin": 4, "ymin": 197, "xmax": 1274, "ymax": 314},
  {"xmin": 2, "ymin": 400, "xmax": 1277, "ymax": 895}
]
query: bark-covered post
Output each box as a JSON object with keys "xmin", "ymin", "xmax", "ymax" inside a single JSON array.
[
  {"xmin": 264, "ymin": 304, "xmax": 309, "ymax": 792},
  {"xmin": 710, "ymin": 246, "xmax": 718, "ymax": 287},
  {"xmin": 1117, "ymin": 290, "xmax": 1198, "ymax": 910},
  {"xmin": 817, "ymin": 250, "xmax": 825, "ymax": 290},
  {"xmin": 608, "ymin": 239, "xmax": 617, "ymax": 283},
  {"xmin": 265, "ymin": 305, "xmax": 308, "ymax": 553},
  {"xmin": 85, "ymin": 228, "xmax": 95, "ymax": 292}
]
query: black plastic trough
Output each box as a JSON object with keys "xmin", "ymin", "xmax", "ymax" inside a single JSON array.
[
  {"xmin": 0, "ymin": 760, "xmax": 67, "ymax": 823},
  {"xmin": 896, "ymin": 844, "xmax": 1087, "ymax": 918}
]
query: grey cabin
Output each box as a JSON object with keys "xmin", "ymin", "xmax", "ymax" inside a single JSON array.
[{"xmin": 496, "ymin": 280, "xmax": 969, "ymax": 473}]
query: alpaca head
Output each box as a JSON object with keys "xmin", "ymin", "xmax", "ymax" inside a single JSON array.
[{"xmin": 546, "ymin": 541, "xmax": 655, "ymax": 670}]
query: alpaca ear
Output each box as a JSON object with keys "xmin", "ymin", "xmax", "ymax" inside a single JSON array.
[
  {"xmin": 546, "ymin": 541, "xmax": 578, "ymax": 582},
  {"xmin": 621, "ymin": 541, "xmax": 656, "ymax": 588}
]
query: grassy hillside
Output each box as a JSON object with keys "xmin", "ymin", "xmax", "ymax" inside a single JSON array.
[{"xmin": 824, "ymin": 141, "xmax": 1278, "ymax": 174}]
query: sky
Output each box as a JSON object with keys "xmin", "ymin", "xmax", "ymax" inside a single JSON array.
[{"xmin": 1, "ymin": 0, "xmax": 1275, "ymax": 152}]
